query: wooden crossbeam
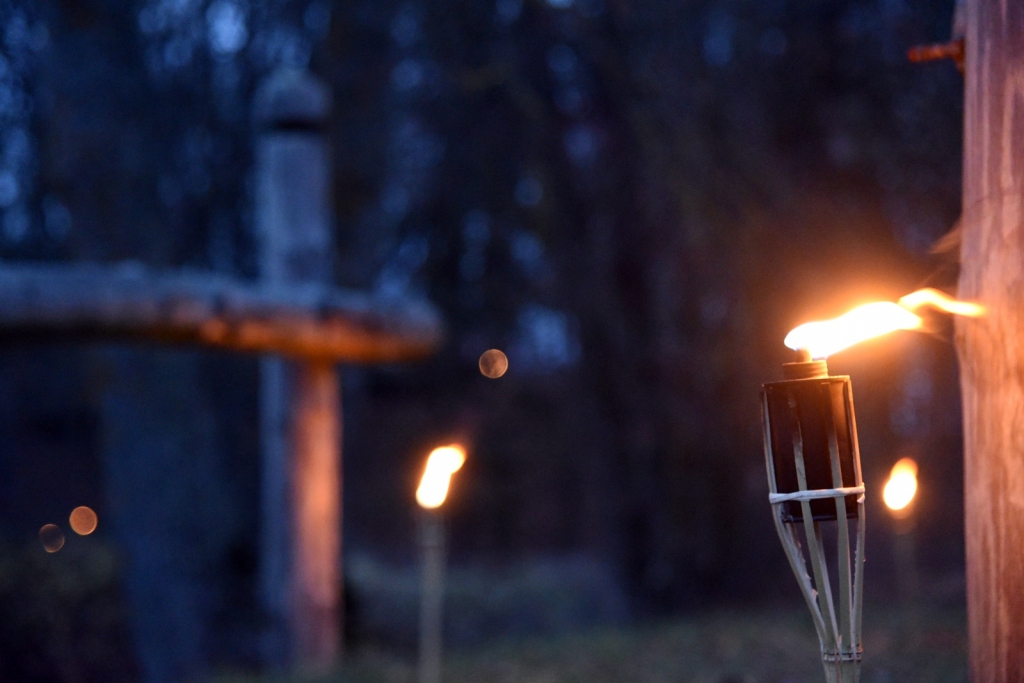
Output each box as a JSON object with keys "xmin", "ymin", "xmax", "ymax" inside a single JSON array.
[{"xmin": 0, "ymin": 261, "xmax": 443, "ymax": 362}]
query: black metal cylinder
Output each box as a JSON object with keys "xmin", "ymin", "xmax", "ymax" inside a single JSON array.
[{"xmin": 762, "ymin": 373, "xmax": 861, "ymax": 523}]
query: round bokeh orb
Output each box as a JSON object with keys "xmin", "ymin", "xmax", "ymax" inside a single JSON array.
[
  {"xmin": 69, "ymin": 506, "xmax": 98, "ymax": 535},
  {"xmin": 478, "ymin": 349, "xmax": 509, "ymax": 379},
  {"xmin": 39, "ymin": 524, "xmax": 65, "ymax": 553}
]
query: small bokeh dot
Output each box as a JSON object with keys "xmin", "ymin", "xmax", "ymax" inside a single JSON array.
[
  {"xmin": 39, "ymin": 524, "xmax": 65, "ymax": 553},
  {"xmin": 69, "ymin": 506, "xmax": 98, "ymax": 535},
  {"xmin": 478, "ymin": 349, "xmax": 509, "ymax": 378}
]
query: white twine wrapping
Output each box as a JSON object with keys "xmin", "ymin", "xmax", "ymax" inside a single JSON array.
[{"xmin": 768, "ymin": 486, "xmax": 865, "ymax": 505}]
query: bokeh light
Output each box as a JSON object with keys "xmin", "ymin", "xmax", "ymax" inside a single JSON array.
[
  {"xmin": 416, "ymin": 445, "xmax": 467, "ymax": 509},
  {"xmin": 478, "ymin": 349, "xmax": 509, "ymax": 378},
  {"xmin": 883, "ymin": 458, "xmax": 919, "ymax": 513},
  {"xmin": 39, "ymin": 524, "xmax": 65, "ymax": 553},
  {"xmin": 69, "ymin": 506, "xmax": 98, "ymax": 535}
]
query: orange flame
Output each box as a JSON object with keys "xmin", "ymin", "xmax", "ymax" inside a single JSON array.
[
  {"xmin": 897, "ymin": 288, "xmax": 985, "ymax": 317},
  {"xmin": 883, "ymin": 458, "xmax": 918, "ymax": 512},
  {"xmin": 785, "ymin": 288, "xmax": 983, "ymax": 359},
  {"xmin": 416, "ymin": 445, "xmax": 466, "ymax": 509}
]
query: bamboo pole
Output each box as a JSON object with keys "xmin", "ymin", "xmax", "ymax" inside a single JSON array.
[
  {"xmin": 824, "ymin": 386, "xmax": 856, "ymax": 683},
  {"xmin": 763, "ymin": 400, "xmax": 830, "ymax": 641},
  {"xmin": 418, "ymin": 513, "xmax": 446, "ymax": 683}
]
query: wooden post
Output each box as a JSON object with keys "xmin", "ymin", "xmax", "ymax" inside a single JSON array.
[
  {"xmin": 958, "ymin": 2, "xmax": 1024, "ymax": 681},
  {"xmin": 254, "ymin": 67, "xmax": 341, "ymax": 670}
]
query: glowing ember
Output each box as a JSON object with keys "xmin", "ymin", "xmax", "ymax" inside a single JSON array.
[
  {"xmin": 416, "ymin": 445, "xmax": 467, "ymax": 509},
  {"xmin": 69, "ymin": 506, "xmax": 98, "ymax": 536},
  {"xmin": 785, "ymin": 288, "xmax": 983, "ymax": 359},
  {"xmin": 883, "ymin": 458, "xmax": 918, "ymax": 512}
]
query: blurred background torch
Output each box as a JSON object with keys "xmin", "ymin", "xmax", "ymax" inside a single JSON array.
[
  {"xmin": 415, "ymin": 445, "xmax": 466, "ymax": 683},
  {"xmin": 884, "ymin": 457, "xmax": 920, "ymax": 603}
]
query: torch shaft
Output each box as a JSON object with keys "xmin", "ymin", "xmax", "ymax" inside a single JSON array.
[
  {"xmin": 894, "ymin": 529, "xmax": 919, "ymax": 603},
  {"xmin": 418, "ymin": 513, "xmax": 446, "ymax": 683}
]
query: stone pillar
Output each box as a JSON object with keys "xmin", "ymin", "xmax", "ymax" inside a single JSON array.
[{"xmin": 254, "ymin": 67, "xmax": 341, "ymax": 670}]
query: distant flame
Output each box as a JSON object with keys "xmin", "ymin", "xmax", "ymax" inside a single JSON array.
[
  {"xmin": 416, "ymin": 445, "xmax": 467, "ymax": 509},
  {"xmin": 883, "ymin": 458, "xmax": 918, "ymax": 512},
  {"xmin": 785, "ymin": 288, "xmax": 983, "ymax": 360}
]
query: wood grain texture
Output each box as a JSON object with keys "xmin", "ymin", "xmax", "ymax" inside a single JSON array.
[
  {"xmin": 0, "ymin": 261, "xmax": 443, "ymax": 362},
  {"xmin": 958, "ymin": 1, "xmax": 1024, "ymax": 681}
]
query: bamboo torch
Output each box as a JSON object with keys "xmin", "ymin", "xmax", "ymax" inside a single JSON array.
[
  {"xmin": 764, "ymin": 288, "xmax": 982, "ymax": 683},
  {"xmin": 415, "ymin": 445, "xmax": 466, "ymax": 683}
]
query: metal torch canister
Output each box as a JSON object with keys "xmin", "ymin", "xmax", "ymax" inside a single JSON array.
[
  {"xmin": 760, "ymin": 351, "xmax": 865, "ymax": 683},
  {"xmin": 762, "ymin": 353, "xmax": 863, "ymax": 522}
]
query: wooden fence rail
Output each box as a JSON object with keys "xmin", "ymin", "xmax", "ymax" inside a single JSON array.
[{"xmin": 0, "ymin": 261, "xmax": 442, "ymax": 361}]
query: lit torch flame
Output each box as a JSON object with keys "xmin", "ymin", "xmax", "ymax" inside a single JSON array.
[
  {"xmin": 897, "ymin": 288, "xmax": 985, "ymax": 317},
  {"xmin": 416, "ymin": 445, "xmax": 467, "ymax": 509},
  {"xmin": 785, "ymin": 288, "xmax": 984, "ymax": 360},
  {"xmin": 883, "ymin": 457, "xmax": 918, "ymax": 513}
]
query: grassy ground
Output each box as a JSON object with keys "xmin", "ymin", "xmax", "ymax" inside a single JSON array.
[{"xmin": 213, "ymin": 605, "xmax": 966, "ymax": 683}]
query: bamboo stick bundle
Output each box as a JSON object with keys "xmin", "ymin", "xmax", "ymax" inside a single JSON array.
[{"xmin": 761, "ymin": 360, "xmax": 865, "ymax": 683}]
